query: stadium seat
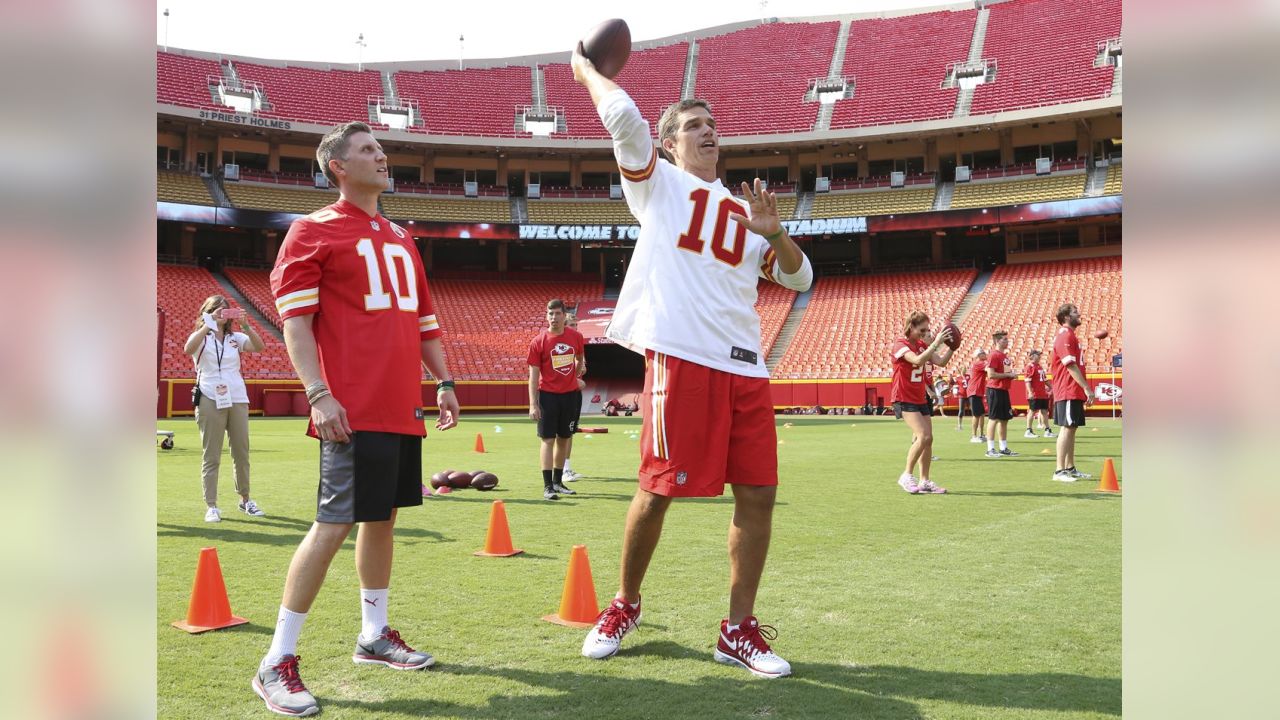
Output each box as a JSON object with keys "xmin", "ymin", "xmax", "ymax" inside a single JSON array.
[
  {"xmin": 158, "ymin": 170, "xmax": 216, "ymax": 206},
  {"xmin": 542, "ymin": 44, "xmax": 688, "ymax": 139},
  {"xmin": 969, "ymin": 0, "xmax": 1121, "ymax": 115},
  {"xmin": 394, "ymin": 67, "xmax": 532, "ymax": 137},
  {"xmin": 810, "ymin": 187, "xmax": 935, "ymax": 218},
  {"xmin": 950, "ymin": 173, "xmax": 1086, "ymax": 209},
  {"xmin": 1103, "ymin": 163, "xmax": 1122, "ymax": 195}
]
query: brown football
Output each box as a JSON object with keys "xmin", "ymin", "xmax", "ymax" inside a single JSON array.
[
  {"xmin": 1094, "ymin": 329, "xmax": 1109, "ymax": 339},
  {"xmin": 447, "ymin": 470, "xmax": 474, "ymax": 489},
  {"xmin": 942, "ymin": 321, "xmax": 962, "ymax": 350},
  {"xmin": 471, "ymin": 472, "xmax": 499, "ymax": 491},
  {"xmin": 430, "ymin": 470, "xmax": 453, "ymax": 489},
  {"xmin": 580, "ymin": 19, "xmax": 631, "ymax": 79}
]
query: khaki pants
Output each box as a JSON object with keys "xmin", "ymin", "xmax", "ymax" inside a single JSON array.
[{"xmin": 196, "ymin": 396, "xmax": 251, "ymax": 506}]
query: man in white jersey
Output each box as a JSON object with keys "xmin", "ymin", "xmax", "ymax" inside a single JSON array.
[{"xmin": 572, "ymin": 44, "xmax": 813, "ymax": 678}]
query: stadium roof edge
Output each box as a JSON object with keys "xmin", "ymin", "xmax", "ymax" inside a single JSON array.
[{"xmin": 155, "ymin": 1, "xmax": 989, "ymax": 71}]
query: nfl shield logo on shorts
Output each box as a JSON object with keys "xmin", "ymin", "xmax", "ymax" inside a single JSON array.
[{"xmin": 676, "ymin": 471, "xmax": 687, "ymax": 486}]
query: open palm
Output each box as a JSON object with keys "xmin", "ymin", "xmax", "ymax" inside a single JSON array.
[{"xmin": 728, "ymin": 178, "xmax": 782, "ymax": 238}]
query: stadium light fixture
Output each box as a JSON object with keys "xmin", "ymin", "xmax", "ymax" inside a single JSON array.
[
  {"xmin": 162, "ymin": 9, "xmax": 170, "ymax": 51},
  {"xmin": 356, "ymin": 33, "xmax": 367, "ymax": 72}
]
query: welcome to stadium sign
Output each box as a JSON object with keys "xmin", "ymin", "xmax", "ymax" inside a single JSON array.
[{"xmin": 515, "ymin": 217, "xmax": 868, "ymax": 241}]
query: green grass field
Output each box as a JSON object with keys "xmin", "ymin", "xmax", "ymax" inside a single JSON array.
[{"xmin": 158, "ymin": 414, "xmax": 1121, "ymax": 719}]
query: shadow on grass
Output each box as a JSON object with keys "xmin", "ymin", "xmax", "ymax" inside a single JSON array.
[
  {"xmin": 322, "ymin": 658, "xmax": 1118, "ymax": 718},
  {"xmin": 948, "ymin": 490, "xmax": 1117, "ymax": 500},
  {"xmin": 157, "ymin": 523, "xmax": 450, "ymax": 548}
]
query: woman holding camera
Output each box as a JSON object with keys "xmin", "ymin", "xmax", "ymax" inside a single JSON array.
[{"xmin": 184, "ymin": 295, "xmax": 266, "ymax": 522}]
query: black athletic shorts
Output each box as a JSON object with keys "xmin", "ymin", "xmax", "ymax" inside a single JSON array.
[
  {"xmin": 317, "ymin": 432, "xmax": 422, "ymax": 524},
  {"xmin": 537, "ymin": 390, "xmax": 581, "ymax": 438},
  {"xmin": 893, "ymin": 401, "xmax": 932, "ymax": 419},
  {"xmin": 1054, "ymin": 399, "xmax": 1087, "ymax": 428},
  {"xmin": 1028, "ymin": 398, "xmax": 1050, "ymax": 411},
  {"xmin": 986, "ymin": 388, "xmax": 1013, "ymax": 421},
  {"xmin": 967, "ymin": 395, "xmax": 986, "ymax": 416}
]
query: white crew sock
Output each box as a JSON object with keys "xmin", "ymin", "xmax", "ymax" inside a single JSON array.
[
  {"xmin": 726, "ymin": 623, "xmax": 740, "ymax": 634},
  {"xmin": 360, "ymin": 588, "xmax": 389, "ymax": 640},
  {"xmin": 987, "ymin": 439, "xmax": 995, "ymax": 451},
  {"xmin": 1000, "ymin": 440, "xmax": 1008, "ymax": 451},
  {"xmin": 265, "ymin": 607, "xmax": 307, "ymax": 666},
  {"xmin": 563, "ymin": 458, "xmax": 573, "ymax": 473}
]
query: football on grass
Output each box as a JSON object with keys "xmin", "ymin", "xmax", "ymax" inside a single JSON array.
[
  {"xmin": 447, "ymin": 470, "xmax": 474, "ymax": 489},
  {"xmin": 580, "ymin": 19, "xmax": 631, "ymax": 79},
  {"xmin": 942, "ymin": 321, "xmax": 962, "ymax": 350},
  {"xmin": 471, "ymin": 472, "xmax": 499, "ymax": 491},
  {"xmin": 1094, "ymin": 329, "xmax": 1109, "ymax": 339},
  {"xmin": 430, "ymin": 470, "xmax": 453, "ymax": 489}
]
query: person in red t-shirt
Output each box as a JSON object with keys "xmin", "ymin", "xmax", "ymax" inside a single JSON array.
[
  {"xmin": 955, "ymin": 371, "xmax": 968, "ymax": 428},
  {"xmin": 966, "ymin": 349, "xmax": 989, "ymax": 443},
  {"xmin": 1022, "ymin": 349, "xmax": 1055, "ymax": 439},
  {"xmin": 890, "ymin": 311, "xmax": 955, "ymax": 494},
  {"xmin": 528, "ymin": 299, "xmax": 586, "ymax": 500},
  {"xmin": 983, "ymin": 331, "xmax": 1019, "ymax": 457},
  {"xmin": 1050, "ymin": 303, "xmax": 1095, "ymax": 482},
  {"xmin": 258, "ymin": 122, "xmax": 460, "ymax": 716}
]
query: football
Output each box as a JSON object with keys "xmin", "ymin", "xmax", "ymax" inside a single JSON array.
[
  {"xmin": 471, "ymin": 471, "xmax": 499, "ymax": 491},
  {"xmin": 1094, "ymin": 329, "xmax": 1109, "ymax": 339},
  {"xmin": 580, "ymin": 19, "xmax": 631, "ymax": 79},
  {"xmin": 447, "ymin": 470, "xmax": 474, "ymax": 489},
  {"xmin": 430, "ymin": 470, "xmax": 453, "ymax": 489},
  {"xmin": 434, "ymin": 485, "xmax": 452, "ymax": 495},
  {"xmin": 942, "ymin": 321, "xmax": 962, "ymax": 350}
]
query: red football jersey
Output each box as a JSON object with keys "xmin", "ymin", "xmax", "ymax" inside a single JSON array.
[
  {"xmin": 1051, "ymin": 326, "xmax": 1088, "ymax": 400},
  {"xmin": 967, "ymin": 359, "xmax": 988, "ymax": 397},
  {"xmin": 987, "ymin": 349, "xmax": 1012, "ymax": 391},
  {"xmin": 1024, "ymin": 362, "xmax": 1049, "ymax": 399},
  {"xmin": 527, "ymin": 328, "xmax": 584, "ymax": 394},
  {"xmin": 271, "ymin": 199, "xmax": 441, "ymax": 437},
  {"xmin": 890, "ymin": 337, "xmax": 928, "ymax": 404}
]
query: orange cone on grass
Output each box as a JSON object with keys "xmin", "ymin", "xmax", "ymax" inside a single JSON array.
[
  {"xmin": 474, "ymin": 500, "xmax": 524, "ymax": 557},
  {"xmin": 543, "ymin": 544, "xmax": 600, "ymax": 627},
  {"xmin": 1096, "ymin": 457, "xmax": 1121, "ymax": 493},
  {"xmin": 474, "ymin": 433, "xmax": 486, "ymax": 453},
  {"xmin": 172, "ymin": 547, "xmax": 248, "ymax": 633}
]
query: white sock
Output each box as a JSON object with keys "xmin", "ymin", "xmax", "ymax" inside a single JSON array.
[
  {"xmin": 360, "ymin": 588, "xmax": 389, "ymax": 640},
  {"xmin": 1000, "ymin": 440, "xmax": 1008, "ymax": 451},
  {"xmin": 987, "ymin": 440, "xmax": 995, "ymax": 451},
  {"xmin": 265, "ymin": 607, "xmax": 307, "ymax": 665},
  {"xmin": 563, "ymin": 459, "xmax": 573, "ymax": 473},
  {"xmin": 726, "ymin": 623, "xmax": 740, "ymax": 633}
]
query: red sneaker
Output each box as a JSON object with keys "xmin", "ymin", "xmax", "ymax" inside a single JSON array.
[
  {"xmin": 581, "ymin": 597, "xmax": 642, "ymax": 659},
  {"xmin": 713, "ymin": 616, "xmax": 791, "ymax": 678}
]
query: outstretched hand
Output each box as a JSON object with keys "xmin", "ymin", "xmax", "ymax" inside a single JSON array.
[{"xmin": 727, "ymin": 179, "xmax": 782, "ymax": 240}]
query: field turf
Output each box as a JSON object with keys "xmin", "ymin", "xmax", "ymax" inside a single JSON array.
[{"xmin": 158, "ymin": 414, "xmax": 1121, "ymax": 719}]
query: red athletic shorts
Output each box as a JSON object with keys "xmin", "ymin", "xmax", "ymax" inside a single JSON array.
[{"xmin": 639, "ymin": 350, "xmax": 778, "ymax": 497}]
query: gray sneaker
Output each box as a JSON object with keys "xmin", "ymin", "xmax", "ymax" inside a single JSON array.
[
  {"xmin": 551, "ymin": 483, "xmax": 576, "ymax": 496},
  {"xmin": 353, "ymin": 626, "xmax": 435, "ymax": 670},
  {"xmin": 252, "ymin": 655, "xmax": 319, "ymax": 716},
  {"xmin": 543, "ymin": 487, "xmax": 560, "ymax": 501}
]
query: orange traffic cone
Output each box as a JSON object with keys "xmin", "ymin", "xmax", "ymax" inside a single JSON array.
[
  {"xmin": 1096, "ymin": 457, "xmax": 1121, "ymax": 493},
  {"xmin": 474, "ymin": 433, "xmax": 486, "ymax": 453},
  {"xmin": 542, "ymin": 544, "xmax": 600, "ymax": 627},
  {"xmin": 474, "ymin": 500, "xmax": 524, "ymax": 557},
  {"xmin": 172, "ymin": 547, "xmax": 248, "ymax": 633}
]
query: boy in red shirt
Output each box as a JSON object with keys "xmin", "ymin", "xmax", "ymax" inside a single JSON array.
[
  {"xmin": 966, "ymin": 349, "xmax": 989, "ymax": 443},
  {"xmin": 984, "ymin": 331, "xmax": 1019, "ymax": 457},
  {"xmin": 528, "ymin": 299, "xmax": 585, "ymax": 500},
  {"xmin": 1022, "ymin": 349, "xmax": 1055, "ymax": 439}
]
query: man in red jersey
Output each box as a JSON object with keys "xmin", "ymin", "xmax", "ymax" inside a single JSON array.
[
  {"xmin": 528, "ymin": 299, "xmax": 585, "ymax": 500},
  {"xmin": 966, "ymin": 348, "xmax": 989, "ymax": 443},
  {"xmin": 1050, "ymin": 303, "xmax": 1095, "ymax": 482},
  {"xmin": 255, "ymin": 122, "xmax": 460, "ymax": 717},
  {"xmin": 892, "ymin": 311, "xmax": 954, "ymax": 494},
  {"xmin": 1023, "ymin": 349, "xmax": 1055, "ymax": 439},
  {"xmin": 984, "ymin": 331, "xmax": 1019, "ymax": 457}
]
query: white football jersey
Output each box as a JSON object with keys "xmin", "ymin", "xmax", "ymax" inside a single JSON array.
[{"xmin": 598, "ymin": 89, "xmax": 812, "ymax": 377}]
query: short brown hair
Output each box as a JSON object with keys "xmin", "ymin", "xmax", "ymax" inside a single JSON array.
[
  {"xmin": 546, "ymin": 298, "xmax": 566, "ymax": 312},
  {"xmin": 1056, "ymin": 303, "xmax": 1077, "ymax": 325},
  {"xmin": 904, "ymin": 310, "xmax": 929, "ymax": 337},
  {"xmin": 992, "ymin": 330, "xmax": 1008, "ymax": 342},
  {"xmin": 657, "ymin": 99, "xmax": 712, "ymax": 162},
  {"xmin": 317, "ymin": 121, "xmax": 372, "ymax": 186}
]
